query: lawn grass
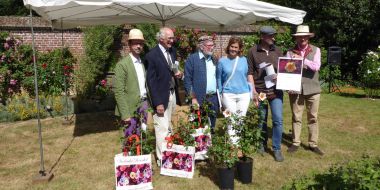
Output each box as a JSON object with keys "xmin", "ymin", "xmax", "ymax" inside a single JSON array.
[{"xmin": 1, "ymin": 93, "xmax": 380, "ymax": 190}]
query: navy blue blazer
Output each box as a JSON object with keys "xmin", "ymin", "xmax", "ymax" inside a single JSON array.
[
  {"xmin": 145, "ymin": 45, "xmax": 177, "ymax": 110},
  {"xmin": 184, "ymin": 51, "xmax": 218, "ymax": 104}
]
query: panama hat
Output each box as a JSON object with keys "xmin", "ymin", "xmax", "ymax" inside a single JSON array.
[
  {"xmin": 292, "ymin": 25, "xmax": 314, "ymax": 37},
  {"xmin": 128, "ymin": 29, "xmax": 145, "ymax": 41}
]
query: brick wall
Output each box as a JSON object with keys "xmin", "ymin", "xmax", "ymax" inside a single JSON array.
[{"xmin": 0, "ymin": 16, "xmax": 258, "ymax": 59}]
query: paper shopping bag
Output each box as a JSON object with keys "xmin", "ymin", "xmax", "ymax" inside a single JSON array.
[
  {"xmin": 192, "ymin": 125, "xmax": 212, "ymax": 160},
  {"xmin": 160, "ymin": 143, "xmax": 195, "ymax": 178},
  {"xmin": 114, "ymin": 154, "xmax": 153, "ymax": 190}
]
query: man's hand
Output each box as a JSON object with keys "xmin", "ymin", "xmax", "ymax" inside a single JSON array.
[
  {"xmin": 192, "ymin": 98, "xmax": 199, "ymax": 106},
  {"xmin": 122, "ymin": 118, "xmax": 131, "ymax": 125},
  {"xmin": 292, "ymin": 54, "xmax": 302, "ymax": 59},
  {"xmin": 271, "ymin": 74, "xmax": 277, "ymax": 82},
  {"xmin": 174, "ymin": 71, "xmax": 183, "ymax": 79},
  {"xmin": 252, "ymin": 92, "xmax": 259, "ymax": 107},
  {"xmin": 156, "ymin": 104, "xmax": 165, "ymax": 117}
]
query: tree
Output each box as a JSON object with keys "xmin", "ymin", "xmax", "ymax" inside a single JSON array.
[
  {"xmin": 264, "ymin": 0, "xmax": 380, "ymax": 81},
  {"xmin": 0, "ymin": 0, "xmax": 30, "ymax": 16}
]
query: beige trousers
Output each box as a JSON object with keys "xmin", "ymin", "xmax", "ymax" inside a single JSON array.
[
  {"xmin": 289, "ymin": 93, "xmax": 320, "ymax": 147},
  {"xmin": 153, "ymin": 92, "xmax": 176, "ymax": 160}
]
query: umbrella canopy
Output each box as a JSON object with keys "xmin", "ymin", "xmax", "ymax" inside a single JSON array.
[{"xmin": 23, "ymin": 0, "xmax": 306, "ymax": 30}]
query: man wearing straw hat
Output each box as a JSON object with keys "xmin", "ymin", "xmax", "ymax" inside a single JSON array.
[
  {"xmin": 114, "ymin": 29, "xmax": 147, "ymax": 128},
  {"xmin": 286, "ymin": 25, "xmax": 324, "ymax": 156}
]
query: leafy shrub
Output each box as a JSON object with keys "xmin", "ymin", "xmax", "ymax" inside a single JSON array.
[
  {"xmin": 75, "ymin": 25, "xmax": 122, "ymax": 98},
  {"xmin": 36, "ymin": 48, "xmax": 75, "ymax": 96},
  {"xmin": 134, "ymin": 24, "xmax": 159, "ymax": 50},
  {"xmin": 0, "ymin": 91, "xmax": 74, "ymax": 122},
  {"xmin": 173, "ymin": 28, "xmax": 217, "ymax": 68},
  {"xmin": 282, "ymin": 156, "xmax": 380, "ymax": 190},
  {"xmin": 0, "ymin": 32, "xmax": 34, "ymax": 103},
  {"xmin": 1, "ymin": 32, "xmax": 75, "ymax": 103},
  {"xmin": 358, "ymin": 46, "xmax": 380, "ymax": 98},
  {"xmin": 242, "ymin": 25, "xmax": 295, "ymax": 55}
]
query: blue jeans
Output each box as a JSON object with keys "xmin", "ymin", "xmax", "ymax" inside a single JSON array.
[{"xmin": 258, "ymin": 92, "xmax": 283, "ymax": 151}]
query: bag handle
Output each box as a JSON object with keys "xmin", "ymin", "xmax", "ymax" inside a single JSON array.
[{"xmin": 123, "ymin": 134, "xmax": 141, "ymax": 156}]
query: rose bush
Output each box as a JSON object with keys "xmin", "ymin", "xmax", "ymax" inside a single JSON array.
[{"xmin": 359, "ymin": 46, "xmax": 380, "ymax": 98}]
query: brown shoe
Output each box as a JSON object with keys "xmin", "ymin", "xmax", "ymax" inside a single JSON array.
[
  {"xmin": 287, "ymin": 145, "xmax": 299, "ymax": 153},
  {"xmin": 309, "ymin": 146, "xmax": 324, "ymax": 156}
]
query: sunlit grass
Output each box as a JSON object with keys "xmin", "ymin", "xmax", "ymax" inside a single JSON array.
[{"xmin": 1, "ymin": 93, "xmax": 379, "ymax": 190}]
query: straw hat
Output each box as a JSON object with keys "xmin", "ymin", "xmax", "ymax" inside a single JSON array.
[
  {"xmin": 128, "ymin": 29, "xmax": 145, "ymax": 41},
  {"xmin": 292, "ymin": 25, "xmax": 314, "ymax": 37}
]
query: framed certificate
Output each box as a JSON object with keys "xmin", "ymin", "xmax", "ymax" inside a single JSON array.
[{"xmin": 276, "ymin": 57, "xmax": 304, "ymax": 92}]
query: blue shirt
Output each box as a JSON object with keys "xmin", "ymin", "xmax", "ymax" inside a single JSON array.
[
  {"xmin": 217, "ymin": 56, "xmax": 250, "ymax": 94},
  {"xmin": 199, "ymin": 51, "xmax": 217, "ymax": 93}
]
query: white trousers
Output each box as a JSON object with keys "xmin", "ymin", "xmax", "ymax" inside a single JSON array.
[
  {"xmin": 153, "ymin": 92, "xmax": 176, "ymax": 160},
  {"xmin": 222, "ymin": 92, "xmax": 251, "ymax": 144}
]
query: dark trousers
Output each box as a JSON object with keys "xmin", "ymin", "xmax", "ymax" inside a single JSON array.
[{"xmin": 205, "ymin": 94, "xmax": 219, "ymax": 129}]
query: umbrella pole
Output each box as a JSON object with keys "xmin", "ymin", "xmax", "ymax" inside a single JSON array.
[
  {"xmin": 29, "ymin": 6, "xmax": 54, "ymax": 183},
  {"xmin": 61, "ymin": 19, "xmax": 72, "ymax": 125},
  {"xmin": 219, "ymin": 25, "xmax": 224, "ymax": 58}
]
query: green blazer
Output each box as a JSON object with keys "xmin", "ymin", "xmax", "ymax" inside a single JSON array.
[{"xmin": 113, "ymin": 55, "xmax": 144, "ymax": 120}]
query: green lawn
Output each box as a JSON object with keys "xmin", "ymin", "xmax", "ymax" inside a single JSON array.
[{"xmin": 1, "ymin": 93, "xmax": 380, "ymax": 190}]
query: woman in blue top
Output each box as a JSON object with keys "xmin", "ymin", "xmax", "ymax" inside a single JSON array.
[
  {"xmin": 217, "ymin": 37, "xmax": 251, "ymax": 116},
  {"xmin": 217, "ymin": 37, "xmax": 251, "ymax": 144}
]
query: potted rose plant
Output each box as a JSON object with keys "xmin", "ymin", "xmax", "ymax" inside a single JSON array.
[
  {"xmin": 233, "ymin": 103, "xmax": 262, "ymax": 184},
  {"xmin": 207, "ymin": 110, "xmax": 239, "ymax": 190}
]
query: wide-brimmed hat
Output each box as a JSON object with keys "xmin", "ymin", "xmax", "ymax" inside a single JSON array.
[
  {"xmin": 128, "ymin": 29, "xmax": 145, "ymax": 41},
  {"xmin": 292, "ymin": 25, "xmax": 314, "ymax": 37}
]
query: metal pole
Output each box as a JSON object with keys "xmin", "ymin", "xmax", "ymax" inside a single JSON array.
[
  {"xmin": 29, "ymin": 6, "xmax": 45, "ymax": 176},
  {"xmin": 61, "ymin": 19, "xmax": 69, "ymax": 121}
]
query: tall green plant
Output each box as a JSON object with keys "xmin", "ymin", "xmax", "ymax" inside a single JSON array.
[
  {"xmin": 233, "ymin": 104, "xmax": 262, "ymax": 160},
  {"xmin": 75, "ymin": 25, "xmax": 122, "ymax": 98},
  {"xmin": 208, "ymin": 110, "xmax": 239, "ymax": 168}
]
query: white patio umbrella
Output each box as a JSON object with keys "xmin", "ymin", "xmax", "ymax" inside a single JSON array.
[{"xmin": 24, "ymin": 0, "xmax": 306, "ymax": 30}]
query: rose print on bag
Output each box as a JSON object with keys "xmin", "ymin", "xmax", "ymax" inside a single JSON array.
[
  {"xmin": 115, "ymin": 163, "xmax": 152, "ymax": 186},
  {"xmin": 162, "ymin": 151, "xmax": 193, "ymax": 172}
]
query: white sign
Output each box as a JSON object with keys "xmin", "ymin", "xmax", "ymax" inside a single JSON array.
[{"xmin": 276, "ymin": 57, "xmax": 304, "ymax": 92}]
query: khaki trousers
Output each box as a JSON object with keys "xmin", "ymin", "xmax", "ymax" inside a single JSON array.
[
  {"xmin": 153, "ymin": 92, "xmax": 176, "ymax": 160},
  {"xmin": 289, "ymin": 93, "xmax": 320, "ymax": 147}
]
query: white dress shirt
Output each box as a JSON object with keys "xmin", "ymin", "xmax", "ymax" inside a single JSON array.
[{"xmin": 129, "ymin": 53, "xmax": 146, "ymax": 98}]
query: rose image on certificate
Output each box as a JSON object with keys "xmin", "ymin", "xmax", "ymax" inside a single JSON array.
[
  {"xmin": 285, "ymin": 61, "xmax": 297, "ymax": 73},
  {"xmin": 276, "ymin": 57, "xmax": 304, "ymax": 92},
  {"xmin": 279, "ymin": 58, "xmax": 302, "ymax": 74}
]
